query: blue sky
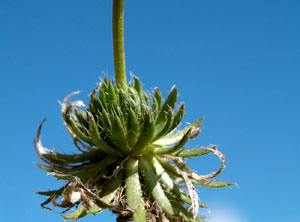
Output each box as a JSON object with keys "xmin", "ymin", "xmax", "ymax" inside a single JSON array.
[{"xmin": 1, "ymin": 0, "xmax": 299, "ymax": 221}]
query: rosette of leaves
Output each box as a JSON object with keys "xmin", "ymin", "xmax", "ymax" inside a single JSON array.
[{"xmin": 35, "ymin": 76, "xmax": 233, "ymax": 222}]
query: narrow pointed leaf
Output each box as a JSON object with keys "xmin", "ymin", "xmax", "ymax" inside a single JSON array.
[
  {"xmin": 99, "ymin": 108, "xmax": 112, "ymax": 130},
  {"xmin": 107, "ymin": 81, "xmax": 118, "ymax": 106},
  {"xmin": 152, "ymin": 129, "xmax": 191, "ymax": 155},
  {"xmin": 74, "ymin": 155, "xmax": 119, "ymax": 179},
  {"xmin": 69, "ymin": 116, "xmax": 92, "ymax": 144},
  {"xmin": 172, "ymin": 147, "xmax": 211, "ymax": 158},
  {"xmin": 155, "ymin": 86, "xmax": 177, "ymax": 130},
  {"xmin": 99, "ymin": 88, "xmax": 108, "ymax": 110},
  {"xmin": 127, "ymin": 108, "xmax": 140, "ymax": 147},
  {"xmin": 89, "ymin": 97, "xmax": 102, "ymax": 115},
  {"xmin": 156, "ymin": 157, "xmax": 181, "ymax": 178},
  {"xmin": 153, "ymin": 109, "xmax": 174, "ymax": 140},
  {"xmin": 192, "ymin": 179, "xmax": 234, "ymax": 188},
  {"xmin": 153, "ymin": 88, "xmax": 162, "ymax": 112},
  {"xmin": 101, "ymin": 170, "xmax": 124, "ymax": 198},
  {"xmin": 150, "ymin": 157, "xmax": 193, "ymax": 206},
  {"xmin": 154, "ymin": 118, "xmax": 204, "ymax": 146},
  {"xmin": 63, "ymin": 207, "xmax": 87, "ymax": 220},
  {"xmin": 43, "ymin": 148, "xmax": 106, "ymax": 165},
  {"xmin": 128, "ymin": 86, "xmax": 142, "ymax": 115},
  {"xmin": 86, "ymin": 170, "xmax": 124, "ymax": 214},
  {"xmin": 125, "ymin": 159, "xmax": 147, "ymax": 222},
  {"xmin": 132, "ymin": 114, "xmax": 155, "ymax": 153},
  {"xmin": 89, "ymin": 116, "xmax": 123, "ymax": 156},
  {"xmin": 170, "ymin": 102, "xmax": 185, "ymax": 132},
  {"xmin": 151, "ymin": 96, "xmax": 160, "ymax": 119},
  {"xmin": 36, "ymin": 187, "xmax": 64, "ymax": 196},
  {"xmin": 133, "ymin": 75, "xmax": 143, "ymax": 97},
  {"xmin": 139, "ymin": 157, "xmax": 175, "ymax": 216},
  {"xmin": 143, "ymin": 91, "xmax": 150, "ymax": 106},
  {"xmin": 75, "ymin": 109, "xmax": 89, "ymax": 130},
  {"xmin": 111, "ymin": 116, "xmax": 130, "ymax": 153},
  {"xmin": 165, "ymin": 193, "xmax": 205, "ymax": 222},
  {"xmin": 35, "ymin": 163, "xmax": 53, "ymax": 172}
]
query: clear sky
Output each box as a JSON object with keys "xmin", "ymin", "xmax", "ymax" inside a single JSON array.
[{"xmin": 1, "ymin": 0, "xmax": 299, "ymax": 221}]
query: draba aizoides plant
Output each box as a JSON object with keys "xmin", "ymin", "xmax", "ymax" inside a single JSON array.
[{"xmin": 34, "ymin": 1, "xmax": 233, "ymax": 222}]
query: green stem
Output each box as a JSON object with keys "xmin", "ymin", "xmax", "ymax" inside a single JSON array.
[{"xmin": 113, "ymin": 0, "xmax": 127, "ymax": 87}]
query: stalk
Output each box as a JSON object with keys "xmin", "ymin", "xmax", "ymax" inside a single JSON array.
[{"xmin": 113, "ymin": 0, "xmax": 127, "ymax": 86}]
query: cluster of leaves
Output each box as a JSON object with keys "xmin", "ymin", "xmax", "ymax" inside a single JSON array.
[{"xmin": 35, "ymin": 76, "xmax": 233, "ymax": 221}]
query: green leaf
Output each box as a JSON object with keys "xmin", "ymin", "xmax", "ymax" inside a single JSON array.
[
  {"xmin": 173, "ymin": 147, "xmax": 211, "ymax": 158},
  {"xmin": 39, "ymin": 155, "xmax": 118, "ymax": 180},
  {"xmin": 90, "ymin": 88, "xmax": 97, "ymax": 99},
  {"xmin": 154, "ymin": 118, "xmax": 204, "ymax": 146},
  {"xmin": 155, "ymin": 86, "xmax": 177, "ymax": 131},
  {"xmin": 133, "ymin": 76, "xmax": 149, "ymax": 116},
  {"xmin": 85, "ymin": 205, "xmax": 103, "ymax": 215},
  {"xmin": 98, "ymin": 108, "xmax": 112, "ymax": 131},
  {"xmin": 151, "ymin": 95, "xmax": 160, "ymax": 120},
  {"xmin": 89, "ymin": 116, "xmax": 123, "ymax": 156},
  {"xmin": 35, "ymin": 163, "xmax": 53, "ymax": 172},
  {"xmin": 69, "ymin": 115, "xmax": 92, "ymax": 144},
  {"xmin": 86, "ymin": 170, "xmax": 124, "ymax": 215},
  {"xmin": 169, "ymin": 102, "xmax": 185, "ymax": 132},
  {"xmin": 139, "ymin": 157, "xmax": 175, "ymax": 216},
  {"xmin": 165, "ymin": 193, "xmax": 205, "ymax": 222},
  {"xmin": 118, "ymin": 87, "xmax": 130, "ymax": 113},
  {"xmin": 132, "ymin": 113, "xmax": 155, "ymax": 153},
  {"xmin": 99, "ymin": 88, "xmax": 108, "ymax": 111},
  {"xmin": 73, "ymin": 155, "xmax": 119, "ymax": 179},
  {"xmin": 150, "ymin": 157, "xmax": 193, "ymax": 206},
  {"xmin": 101, "ymin": 170, "xmax": 124, "ymax": 198},
  {"xmin": 125, "ymin": 159, "xmax": 147, "ymax": 222},
  {"xmin": 128, "ymin": 85, "xmax": 141, "ymax": 111},
  {"xmin": 75, "ymin": 109, "xmax": 89, "ymax": 131},
  {"xmin": 153, "ymin": 88, "xmax": 162, "ymax": 112},
  {"xmin": 133, "ymin": 75, "xmax": 143, "ymax": 97},
  {"xmin": 152, "ymin": 129, "xmax": 191, "ymax": 155},
  {"xmin": 111, "ymin": 116, "xmax": 130, "ymax": 153},
  {"xmin": 63, "ymin": 207, "xmax": 87, "ymax": 220},
  {"xmin": 156, "ymin": 157, "xmax": 181, "ymax": 178},
  {"xmin": 89, "ymin": 97, "xmax": 102, "ymax": 115},
  {"xmin": 107, "ymin": 80, "xmax": 118, "ymax": 106},
  {"xmin": 192, "ymin": 179, "xmax": 234, "ymax": 188},
  {"xmin": 127, "ymin": 108, "xmax": 140, "ymax": 147},
  {"xmin": 153, "ymin": 108, "xmax": 174, "ymax": 140},
  {"xmin": 36, "ymin": 187, "xmax": 64, "ymax": 196},
  {"xmin": 42, "ymin": 148, "xmax": 106, "ymax": 165},
  {"xmin": 143, "ymin": 91, "xmax": 150, "ymax": 106}
]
